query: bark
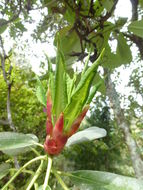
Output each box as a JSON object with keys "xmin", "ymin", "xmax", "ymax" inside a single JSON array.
[
  {"xmin": 104, "ymin": 69, "xmax": 143, "ymax": 179},
  {"xmin": 0, "ymin": 36, "xmax": 19, "ymax": 169}
]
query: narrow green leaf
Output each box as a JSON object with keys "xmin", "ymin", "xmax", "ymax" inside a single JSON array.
[
  {"xmin": 86, "ymin": 82, "xmax": 102, "ymax": 104},
  {"xmin": 36, "ymin": 75, "xmax": 47, "ymax": 106},
  {"xmin": 47, "ymin": 56, "xmax": 55, "ymax": 104},
  {"xmin": 0, "ymin": 163, "xmax": 11, "ymax": 180},
  {"xmin": 64, "ymin": 49, "xmax": 105, "ymax": 132},
  {"xmin": 66, "ymin": 127, "xmax": 107, "ymax": 147},
  {"xmin": 52, "ymin": 48, "xmax": 68, "ymax": 121},
  {"xmin": 67, "ymin": 170, "xmax": 143, "ymax": 190},
  {"xmin": 0, "ymin": 132, "xmax": 39, "ymax": 156},
  {"xmin": 128, "ymin": 20, "xmax": 143, "ymax": 38},
  {"xmin": 66, "ymin": 74, "xmax": 76, "ymax": 103},
  {"xmin": 81, "ymin": 52, "xmax": 91, "ymax": 76}
]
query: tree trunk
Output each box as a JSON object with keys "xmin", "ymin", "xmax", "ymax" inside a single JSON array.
[{"xmin": 104, "ymin": 69, "xmax": 143, "ymax": 179}]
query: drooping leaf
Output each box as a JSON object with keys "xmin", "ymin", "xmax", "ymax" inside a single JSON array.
[
  {"xmin": 0, "ymin": 132, "xmax": 39, "ymax": 156},
  {"xmin": 36, "ymin": 75, "xmax": 47, "ymax": 106},
  {"xmin": 0, "ymin": 163, "xmax": 11, "ymax": 180},
  {"xmin": 66, "ymin": 127, "xmax": 107, "ymax": 147},
  {"xmin": 0, "ymin": 19, "xmax": 8, "ymax": 34},
  {"xmin": 52, "ymin": 47, "xmax": 68, "ymax": 121},
  {"xmin": 128, "ymin": 20, "xmax": 143, "ymax": 38},
  {"xmin": 64, "ymin": 49, "xmax": 105, "ymax": 132},
  {"xmin": 67, "ymin": 170, "xmax": 143, "ymax": 190},
  {"xmin": 115, "ymin": 17, "xmax": 128, "ymax": 29},
  {"xmin": 54, "ymin": 26, "xmax": 81, "ymax": 65},
  {"xmin": 101, "ymin": 0, "xmax": 114, "ymax": 12},
  {"xmin": 116, "ymin": 33, "xmax": 132, "ymax": 64}
]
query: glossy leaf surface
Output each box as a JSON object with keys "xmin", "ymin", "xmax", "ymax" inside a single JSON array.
[{"xmin": 66, "ymin": 127, "xmax": 107, "ymax": 147}]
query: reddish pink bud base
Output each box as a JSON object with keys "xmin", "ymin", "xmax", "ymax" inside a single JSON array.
[{"xmin": 44, "ymin": 89, "xmax": 89, "ymax": 155}]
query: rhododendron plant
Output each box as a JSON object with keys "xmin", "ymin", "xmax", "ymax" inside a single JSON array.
[{"xmin": 40, "ymin": 45, "xmax": 105, "ymax": 155}]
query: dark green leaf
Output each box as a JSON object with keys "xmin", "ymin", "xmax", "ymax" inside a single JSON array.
[
  {"xmin": 0, "ymin": 19, "xmax": 8, "ymax": 34},
  {"xmin": 67, "ymin": 170, "xmax": 143, "ymax": 190},
  {"xmin": 116, "ymin": 33, "xmax": 132, "ymax": 64},
  {"xmin": 0, "ymin": 132, "xmax": 39, "ymax": 156},
  {"xmin": 54, "ymin": 26, "xmax": 81, "ymax": 65},
  {"xmin": 128, "ymin": 20, "xmax": 143, "ymax": 38},
  {"xmin": 0, "ymin": 163, "xmax": 11, "ymax": 180}
]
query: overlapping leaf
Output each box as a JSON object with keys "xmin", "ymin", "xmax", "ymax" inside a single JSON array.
[{"xmin": 63, "ymin": 49, "xmax": 105, "ymax": 132}]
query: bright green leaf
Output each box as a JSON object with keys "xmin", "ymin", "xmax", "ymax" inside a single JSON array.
[
  {"xmin": 64, "ymin": 49, "xmax": 105, "ymax": 132},
  {"xmin": 36, "ymin": 75, "xmax": 47, "ymax": 106},
  {"xmin": 52, "ymin": 48, "xmax": 68, "ymax": 121}
]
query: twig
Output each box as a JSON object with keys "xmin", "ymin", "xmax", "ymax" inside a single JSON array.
[
  {"xmin": 43, "ymin": 156, "xmax": 52, "ymax": 190},
  {"xmin": 53, "ymin": 170, "xmax": 70, "ymax": 190},
  {"xmin": 2, "ymin": 155, "xmax": 46, "ymax": 190},
  {"xmin": 27, "ymin": 160, "xmax": 44, "ymax": 190}
]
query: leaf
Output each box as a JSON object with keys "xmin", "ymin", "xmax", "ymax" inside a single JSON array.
[
  {"xmin": 0, "ymin": 19, "xmax": 8, "ymax": 34},
  {"xmin": 128, "ymin": 20, "xmax": 143, "ymax": 38},
  {"xmin": 102, "ymin": 41, "xmax": 131, "ymax": 69},
  {"xmin": 54, "ymin": 26, "xmax": 81, "ymax": 65},
  {"xmin": 102, "ymin": 0, "xmax": 114, "ymax": 12},
  {"xmin": 36, "ymin": 75, "xmax": 47, "ymax": 106},
  {"xmin": 139, "ymin": 0, "xmax": 143, "ymax": 9},
  {"xmin": 115, "ymin": 17, "xmax": 128, "ymax": 29},
  {"xmin": 66, "ymin": 74, "xmax": 76, "ymax": 103},
  {"xmin": 64, "ymin": 49, "xmax": 105, "ymax": 132},
  {"xmin": 67, "ymin": 170, "xmax": 143, "ymax": 190},
  {"xmin": 0, "ymin": 163, "xmax": 11, "ymax": 180},
  {"xmin": 0, "ymin": 132, "xmax": 39, "ymax": 156},
  {"xmin": 52, "ymin": 47, "xmax": 68, "ymax": 121},
  {"xmin": 92, "ymin": 73, "xmax": 106, "ymax": 95},
  {"xmin": 116, "ymin": 33, "xmax": 132, "ymax": 64},
  {"xmin": 66, "ymin": 127, "xmax": 107, "ymax": 147}
]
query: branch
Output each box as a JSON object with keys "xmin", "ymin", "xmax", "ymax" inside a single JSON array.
[
  {"xmin": 130, "ymin": 0, "xmax": 138, "ymax": 21},
  {"xmin": 100, "ymin": 0, "xmax": 119, "ymax": 26}
]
